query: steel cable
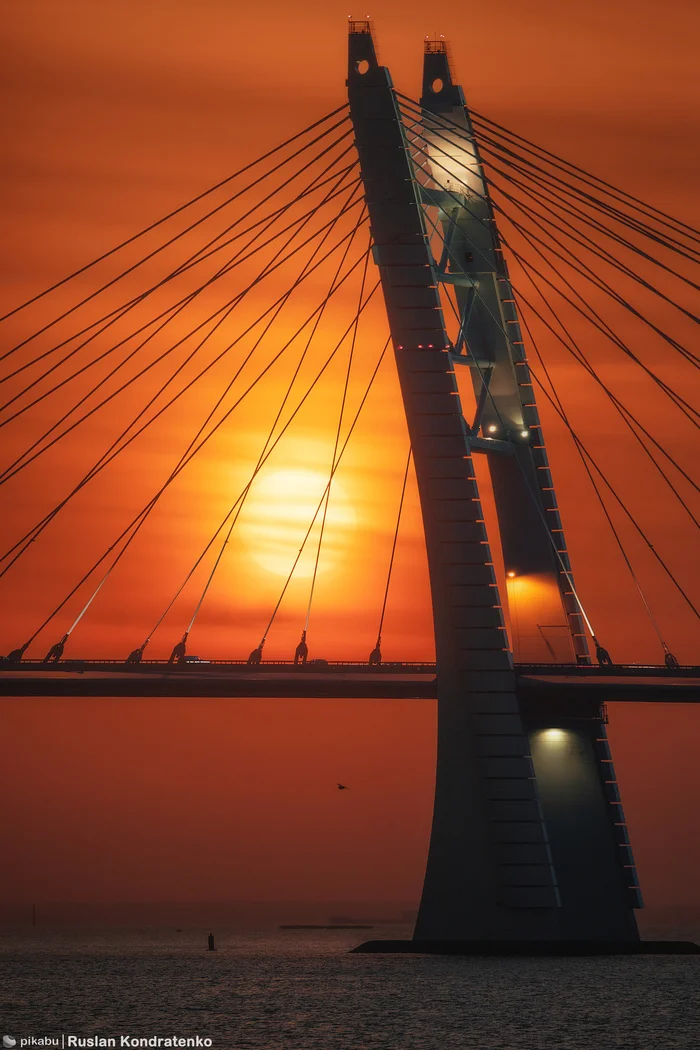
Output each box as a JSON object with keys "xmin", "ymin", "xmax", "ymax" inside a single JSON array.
[
  {"xmin": 371, "ymin": 446, "xmax": 412, "ymax": 663},
  {"xmin": 0, "ymin": 108, "xmax": 351, "ymax": 341},
  {"xmin": 409, "ymin": 125, "xmax": 700, "ymax": 629},
  {"xmin": 0, "ymin": 212, "xmax": 370, "ymax": 579},
  {"xmin": 0, "ymin": 143, "xmax": 358, "ymax": 392},
  {"xmin": 404, "ymin": 117, "xmax": 700, "ymax": 510},
  {"xmin": 0, "ymin": 183, "xmax": 365, "ymax": 486},
  {"xmin": 302, "ymin": 247, "xmax": 372, "ymax": 642},
  {"xmin": 477, "ymin": 156, "xmax": 700, "ymax": 322},
  {"xmin": 398, "ymin": 109, "xmax": 700, "ymax": 430},
  {"xmin": 253, "ymin": 331, "xmax": 389, "ymax": 657},
  {"xmin": 400, "ymin": 93, "xmax": 700, "ymax": 282},
  {"xmin": 137, "ymin": 228, "xmax": 372, "ymax": 658},
  {"xmin": 44, "ymin": 204, "xmax": 368, "ymax": 658},
  {"xmin": 520, "ymin": 307, "xmax": 679, "ymax": 656},
  {"xmin": 469, "ymin": 109, "xmax": 700, "ymax": 251},
  {"xmin": 4, "ymin": 253, "xmax": 378, "ymax": 656},
  {"xmin": 0, "ymin": 154, "xmax": 359, "ymax": 423}
]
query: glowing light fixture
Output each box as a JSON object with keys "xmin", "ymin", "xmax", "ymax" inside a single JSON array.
[
  {"xmin": 520, "ymin": 429, "xmax": 529, "ymax": 438},
  {"xmin": 487, "ymin": 424, "xmax": 498, "ymax": 433},
  {"xmin": 542, "ymin": 728, "xmax": 566, "ymax": 741},
  {"xmin": 506, "ymin": 571, "xmax": 516, "ymax": 578}
]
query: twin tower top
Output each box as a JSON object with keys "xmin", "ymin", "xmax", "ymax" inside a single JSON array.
[{"xmin": 347, "ymin": 21, "xmax": 465, "ymax": 113}]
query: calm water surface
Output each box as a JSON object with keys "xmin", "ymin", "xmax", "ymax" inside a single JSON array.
[{"xmin": 1, "ymin": 926, "xmax": 699, "ymax": 1050}]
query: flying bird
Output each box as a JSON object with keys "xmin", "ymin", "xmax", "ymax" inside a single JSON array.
[{"xmin": 337, "ymin": 783, "xmax": 349, "ymax": 791}]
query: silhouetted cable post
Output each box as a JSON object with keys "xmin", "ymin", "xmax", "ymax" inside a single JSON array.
[{"xmin": 207, "ymin": 932, "xmax": 215, "ymax": 951}]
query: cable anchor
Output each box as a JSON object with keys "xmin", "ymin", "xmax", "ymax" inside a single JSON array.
[
  {"xmin": 168, "ymin": 632, "xmax": 188, "ymax": 665},
  {"xmin": 593, "ymin": 639, "xmax": 614, "ymax": 668},
  {"xmin": 368, "ymin": 636, "xmax": 382, "ymax": 666},
  {"xmin": 247, "ymin": 639, "xmax": 265, "ymax": 666},
  {"xmin": 43, "ymin": 633, "xmax": 68, "ymax": 664},
  {"xmin": 5, "ymin": 642, "xmax": 29, "ymax": 663},
  {"xmin": 126, "ymin": 642, "xmax": 147, "ymax": 665},
  {"xmin": 294, "ymin": 630, "xmax": 309, "ymax": 666}
]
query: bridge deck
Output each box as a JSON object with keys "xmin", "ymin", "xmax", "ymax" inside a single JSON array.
[{"xmin": 1, "ymin": 661, "xmax": 699, "ymax": 702}]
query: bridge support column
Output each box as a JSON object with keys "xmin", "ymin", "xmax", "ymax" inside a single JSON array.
[
  {"xmin": 348, "ymin": 22, "xmax": 642, "ymax": 944},
  {"xmin": 415, "ymin": 40, "xmax": 641, "ymax": 942},
  {"xmin": 348, "ymin": 22, "xmax": 561, "ymax": 941}
]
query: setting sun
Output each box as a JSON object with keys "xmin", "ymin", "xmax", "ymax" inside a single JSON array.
[{"xmin": 239, "ymin": 468, "xmax": 357, "ymax": 579}]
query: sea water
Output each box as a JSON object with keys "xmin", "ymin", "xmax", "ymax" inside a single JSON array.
[{"xmin": 2, "ymin": 925, "xmax": 699, "ymax": 1050}]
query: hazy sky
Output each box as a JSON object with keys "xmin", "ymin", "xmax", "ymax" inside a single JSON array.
[{"xmin": 1, "ymin": 0, "xmax": 699, "ymax": 911}]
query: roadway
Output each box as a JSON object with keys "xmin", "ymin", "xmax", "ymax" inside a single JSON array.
[{"xmin": 1, "ymin": 659, "xmax": 699, "ymax": 703}]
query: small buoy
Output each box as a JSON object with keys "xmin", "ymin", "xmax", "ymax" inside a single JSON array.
[{"xmin": 207, "ymin": 933, "xmax": 215, "ymax": 951}]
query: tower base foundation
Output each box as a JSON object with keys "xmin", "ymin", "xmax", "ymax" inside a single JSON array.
[{"xmin": 351, "ymin": 939, "xmax": 700, "ymax": 955}]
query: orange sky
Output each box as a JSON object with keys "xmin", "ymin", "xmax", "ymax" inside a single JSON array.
[{"xmin": 2, "ymin": 0, "xmax": 700, "ymax": 912}]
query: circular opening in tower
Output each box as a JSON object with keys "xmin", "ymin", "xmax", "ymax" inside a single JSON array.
[
  {"xmin": 356, "ymin": 59, "xmax": 370, "ymax": 75},
  {"xmin": 431, "ymin": 77, "xmax": 444, "ymax": 93}
]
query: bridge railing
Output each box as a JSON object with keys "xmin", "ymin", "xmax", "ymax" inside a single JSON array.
[{"xmin": 1, "ymin": 658, "xmax": 699, "ymax": 676}]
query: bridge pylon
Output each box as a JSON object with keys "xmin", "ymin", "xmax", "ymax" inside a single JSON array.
[
  {"xmin": 418, "ymin": 42, "xmax": 590, "ymax": 666},
  {"xmin": 347, "ymin": 22, "xmax": 641, "ymax": 943}
]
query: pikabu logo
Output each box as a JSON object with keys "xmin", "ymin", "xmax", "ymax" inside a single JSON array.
[
  {"xmin": 8, "ymin": 1042, "xmax": 58, "ymax": 1048},
  {"xmin": 9, "ymin": 1041, "xmax": 58, "ymax": 1050}
]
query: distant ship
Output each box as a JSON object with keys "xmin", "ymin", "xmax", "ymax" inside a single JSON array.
[
  {"xmin": 279, "ymin": 924, "xmax": 374, "ymax": 930},
  {"xmin": 330, "ymin": 914, "xmax": 408, "ymax": 925}
]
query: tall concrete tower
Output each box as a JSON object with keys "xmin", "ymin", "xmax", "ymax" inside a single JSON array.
[{"xmin": 347, "ymin": 22, "xmax": 641, "ymax": 943}]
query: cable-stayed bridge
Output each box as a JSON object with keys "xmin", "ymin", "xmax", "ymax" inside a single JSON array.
[{"xmin": 1, "ymin": 23, "xmax": 699, "ymax": 949}]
